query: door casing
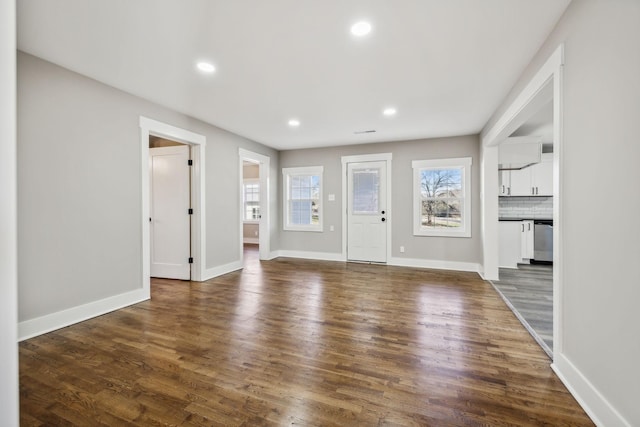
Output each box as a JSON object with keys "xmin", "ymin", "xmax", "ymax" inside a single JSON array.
[{"xmin": 140, "ymin": 116, "xmax": 206, "ymax": 294}]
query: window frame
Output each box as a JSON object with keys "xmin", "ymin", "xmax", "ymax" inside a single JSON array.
[
  {"xmin": 242, "ymin": 179, "xmax": 260, "ymax": 223},
  {"xmin": 282, "ymin": 166, "xmax": 323, "ymax": 232},
  {"xmin": 412, "ymin": 157, "xmax": 472, "ymax": 238}
]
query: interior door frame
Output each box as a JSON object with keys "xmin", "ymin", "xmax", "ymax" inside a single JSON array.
[
  {"xmin": 140, "ymin": 116, "xmax": 206, "ymax": 292},
  {"xmin": 341, "ymin": 153, "xmax": 392, "ymax": 262},
  {"xmin": 239, "ymin": 148, "xmax": 270, "ymax": 261},
  {"xmin": 481, "ymin": 45, "xmax": 564, "ymax": 359}
]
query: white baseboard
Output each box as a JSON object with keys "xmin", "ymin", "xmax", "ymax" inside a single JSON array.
[
  {"xmin": 478, "ymin": 270, "xmax": 499, "ymax": 281},
  {"xmin": 552, "ymin": 353, "xmax": 631, "ymax": 427},
  {"xmin": 389, "ymin": 256, "xmax": 481, "ymax": 274},
  {"xmin": 19, "ymin": 287, "xmax": 150, "ymax": 341},
  {"xmin": 202, "ymin": 260, "xmax": 243, "ymax": 281},
  {"xmin": 272, "ymin": 251, "xmax": 480, "ymax": 274},
  {"xmin": 243, "ymin": 237, "xmax": 259, "ymax": 244},
  {"xmin": 275, "ymin": 250, "xmax": 346, "ymax": 262}
]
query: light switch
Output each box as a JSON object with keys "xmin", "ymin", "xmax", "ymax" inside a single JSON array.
[{"xmin": 328, "ymin": 194, "xmax": 335, "ymax": 201}]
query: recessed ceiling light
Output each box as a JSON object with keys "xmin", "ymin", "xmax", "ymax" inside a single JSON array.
[
  {"xmin": 350, "ymin": 21, "xmax": 372, "ymax": 37},
  {"xmin": 288, "ymin": 119, "xmax": 300, "ymax": 127},
  {"xmin": 383, "ymin": 107, "xmax": 397, "ymax": 116},
  {"xmin": 196, "ymin": 61, "xmax": 216, "ymax": 73}
]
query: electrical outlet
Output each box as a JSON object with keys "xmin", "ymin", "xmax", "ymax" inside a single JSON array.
[
  {"xmin": 329, "ymin": 225, "xmax": 334, "ymax": 232},
  {"xmin": 400, "ymin": 246, "xmax": 405, "ymax": 253},
  {"xmin": 254, "ymin": 231, "xmax": 258, "ymax": 236}
]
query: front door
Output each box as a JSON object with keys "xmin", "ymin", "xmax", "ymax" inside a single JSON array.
[
  {"xmin": 347, "ymin": 161, "xmax": 387, "ymax": 263},
  {"xmin": 149, "ymin": 145, "xmax": 191, "ymax": 280}
]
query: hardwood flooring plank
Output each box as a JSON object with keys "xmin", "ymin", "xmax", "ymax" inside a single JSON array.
[
  {"xmin": 20, "ymin": 246, "xmax": 592, "ymax": 426},
  {"xmin": 491, "ymin": 263, "xmax": 554, "ymax": 356}
]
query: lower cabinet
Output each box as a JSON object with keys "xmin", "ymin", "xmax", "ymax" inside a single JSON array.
[
  {"xmin": 499, "ymin": 220, "xmax": 534, "ymax": 268},
  {"xmin": 499, "ymin": 221, "xmax": 521, "ymax": 268},
  {"xmin": 520, "ymin": 220, "xmax": 534, "ymax": 260}
]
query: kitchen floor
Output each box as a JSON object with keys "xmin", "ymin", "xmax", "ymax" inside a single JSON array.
[{"xmin": 491, "ymin": 263, "xmax": 553, "ymax": 357}]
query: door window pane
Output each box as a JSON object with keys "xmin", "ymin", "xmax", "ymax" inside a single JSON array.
[{"xmin": 352, "ymin": 169, "xmax": 379, "ymax": 214}]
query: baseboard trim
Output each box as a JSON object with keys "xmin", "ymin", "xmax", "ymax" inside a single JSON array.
[
  {"xmin": 202, "ymin": 260, "xmax": 243, "ymax": 281},
  {"xmin": 19, "ymin": 288, "xmax": 150, "ymax": 341},
  {"xmin": 243, "ymin": 237, "xmax": 259, "ymax": 244},
  {"xmin": 272, "ymin": 251, "xmax": 480, "ymax": 274},
  {"xmin": 275, "ymin": 250, "xmax": 346, "ymax": 262},
  {"xmin": 552, "ymin": 353, "xmax": 631, "ymax": 427},
  {"xmin": 389, "ymin": 257, "xmax": 481, "ymax": 274}
]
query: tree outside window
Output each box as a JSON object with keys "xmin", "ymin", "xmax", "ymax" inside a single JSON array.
[{"xmin": 412, "ymin": 158, "xmax": 472, "ymax": 237}]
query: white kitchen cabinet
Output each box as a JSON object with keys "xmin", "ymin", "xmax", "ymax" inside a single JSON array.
[
  {"xmin": 530, "ymin": 153, "xmax": 553, "ymax": 196},
  {"xmin": 509, "ymin": 167, "xmax": 533, "ymax": 196},
  {"xmin": 520, "ymin": 220, "xmax": 534, "ymax": 260},
  {"xmin": 499, "ymin": 153, "xmax": 553, "ymax": 197},
  {"xmin": 499, "ymin": 170, "xmax": 511, "ymax": 195},
  {"xmin": 499, "ymin": 221, "xmax": 521, "ymax": 268},
  {"xmin": 499, "ymin": 220, "xmax": 534, "ymax": 267}
]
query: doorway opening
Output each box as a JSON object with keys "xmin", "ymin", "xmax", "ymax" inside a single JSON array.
[
  {"xmin": 139, "ymin": 116, "xmax": 206, "ymax": 295},
  {"xmin": 241, "ymin": 159, "xmax": 261, "ymax": 266},
  {"xmin": 238, "ymin": 149, "xmax": 270, "ymax": 265},
  {"xmin": 481, "ymin": 45, "xmax": 563, "ymax": 359}
]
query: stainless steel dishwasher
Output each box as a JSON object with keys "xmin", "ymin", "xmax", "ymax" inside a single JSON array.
[{"xmin": 533, "ymin": 220, "xmax": 553, "ymax": 263}]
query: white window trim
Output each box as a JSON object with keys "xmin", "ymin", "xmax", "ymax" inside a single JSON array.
[
  {"xmin": 412, "ymin": 157, "xmax": 472, "ymax": 238},
  {"xmin": 282, "ymin": 166, "xmax": 323, "ymax": 232},
  {"xmin": 242, "ymin": 178, "xmax": 260, "ymax": 223}
]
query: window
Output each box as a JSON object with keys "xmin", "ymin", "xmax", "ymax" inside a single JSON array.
[
  {"xmin": 282, "ymin": 166, "xmax": 323, "ymax": 231},
  {"xmin": 243, "ymin": 180, "xmax": 260, "ymax": 221},
  {"xmin": 412, "ymin": 157, "xmax": 472, "ymax": 237}
]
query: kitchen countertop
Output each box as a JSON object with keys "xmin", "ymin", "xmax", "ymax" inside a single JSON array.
[{"xmin": 499, "ymin": 217, "xmax": 553, "ymax": 221}]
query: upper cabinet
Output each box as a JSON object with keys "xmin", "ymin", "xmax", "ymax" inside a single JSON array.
[
  {"xmin": 530, "ymin": 153, "xmax": 553, "ymax": 196},
  {"xmin": 499, "ymin": 144, "xmax": 553, "ymax": 197}
]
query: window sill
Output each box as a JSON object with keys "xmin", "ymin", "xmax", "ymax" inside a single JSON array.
[{"xmin": 283, "ymin": 226, "xmax": 323, "ymax": 233}]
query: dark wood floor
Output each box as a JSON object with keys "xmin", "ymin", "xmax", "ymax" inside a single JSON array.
[
  {"xmin": 491, "ymin": 264, "xmax": 553, "ymax": 357},
  {"xmin": 20, "ymin": 246, "xmax": 592, "ymax": 426}
]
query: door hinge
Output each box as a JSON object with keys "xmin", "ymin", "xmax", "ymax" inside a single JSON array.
[
  {"xmin": 188, "ymin": 208, "xmax": 193, "ymax": 215},
  {"xmin": 188, "ymin": 159, "xmax": 193, "ymax": 166},
  {"xmin": 188, "ymin": 257, "xmax": 193, "ymax": 264}
]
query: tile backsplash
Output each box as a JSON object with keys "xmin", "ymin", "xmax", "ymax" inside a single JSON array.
[{"xmin": 499, "ymin": 196, "xmax": 553, "ymax": 219}]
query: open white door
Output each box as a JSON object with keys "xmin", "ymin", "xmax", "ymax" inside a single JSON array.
[
  {"xmin": 150, "ymin": 145, "xmax": 191, "ymax": 280},
  {"xmin": 347, "ymin": 161, "xmax": 387, "ymax": 263}
]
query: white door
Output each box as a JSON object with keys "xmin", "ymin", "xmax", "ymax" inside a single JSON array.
[
  {"xmin": 347, "ymin": 161, "xmax": 387, "ymax": 263},
  {"xmin": 150, "ymin": 145, "xmax": 191, "ymax": 280}
]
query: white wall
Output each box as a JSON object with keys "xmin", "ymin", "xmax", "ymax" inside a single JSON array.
[
  {"xmin": 279, "ymin": 135, "xmax": 481, "ymax": 268},
  {"xmin": 17, "ymin": 52, "xmax": 278, "ymax": 335},
  {"xmin": 482, "ymin": 1, "xmax": 640, "ymax": 425},
  {"xmin": 0, "ymin": 0, "xmax": 19, "ymax": 424}
]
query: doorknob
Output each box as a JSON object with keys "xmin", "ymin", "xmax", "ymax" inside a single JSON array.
[{"xmin": 381, "ymin": 218, "xmax": 386, "ymax": 222}]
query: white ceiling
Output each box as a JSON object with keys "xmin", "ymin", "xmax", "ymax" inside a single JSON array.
[{"xmin": 17, "ymin": 0, "xmax": 570, "ymax": 150}]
